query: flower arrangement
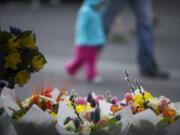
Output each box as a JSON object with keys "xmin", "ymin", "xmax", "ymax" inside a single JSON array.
[
  {"xmin": 0, "ymin": 27, "xmax": 47, "ymax": 91},
  {"xmin": 58, "ymin": 91, "xmax": 122, "ymax": 135},
  {"xmin": 56, "ymin": 89, "xmax": 180, "ymax": 135},
  {"xmin": 1, "ymin": 72, "xmax": 180, "ymax": 135},
  {"xmin": 2, "ymin": 87, "xmax": 66, "ymax": 135},
  {"xmin": 11, "ymin": 88, "xmax": 61, "ymax": 120},
  {"xmin": 119, "ymin": 71, "xmax": 179, "ymax": 125}
]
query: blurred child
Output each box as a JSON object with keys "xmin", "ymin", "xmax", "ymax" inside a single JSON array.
[{"xmin": 65, "ymin": 0, "xmax": 107, "ymax": 83}]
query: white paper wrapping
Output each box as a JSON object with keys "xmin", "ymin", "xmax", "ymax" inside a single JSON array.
[
  {"xmin": 19, "ymin": 104, "xmax": 56, "ymax": 126},
  {"xmin": 127, "ymin": 109, "xmax": 161, "ymax": 135},
  {"xmin": 13, "ymin": 104, "xmax": 58, "ymax": 135},
  {"xmin": 51, "ymin": 88, "xmax": 60, "ymax": 100},
  {"xmin": 0, "ymin": 108, "xmax": 18, "ymax": 135},
  {"xmin": 1, "ymin": 88, "xmax": 20, "ymax": 116},
  {"xmin": 57, "ymin": 102, "xmax": 76, "ymax": 126}
]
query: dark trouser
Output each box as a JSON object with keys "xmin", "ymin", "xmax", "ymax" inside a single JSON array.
[{"xmin": 103, "ymin": 0, "xmax": 158, "ymax": 73}]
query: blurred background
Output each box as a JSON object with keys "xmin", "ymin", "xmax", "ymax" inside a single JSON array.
[{"xmin": 0, "ymin": 0, "xmax": 180, "ymax": 101}]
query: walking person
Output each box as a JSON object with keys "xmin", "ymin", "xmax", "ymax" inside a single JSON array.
[
  {"xmin": 65, "ymin": 0, "xmax": 107, "ymax": 83},
  {"xmin": 103, "ymin": 0, "xmax": 169, "ymax": 79}
]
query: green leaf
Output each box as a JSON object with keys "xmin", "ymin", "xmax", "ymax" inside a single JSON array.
[
  {"xmin": 10, "ymin": 108, "xmax": 26, "ymax": 120},
  {"xmin": 109, "ymin": 123, "xmax": 122, "ymax": 135},
  {"xmin": 52, "ymin": 103, "xmax": 59, "ymax": 113},
  {"xmin": 156, "ymin": 118, "xmax": 172, "ymax": 129},
  {"xmin": 106, "ymin": 117, "xmax": 118, "ymax": 126},
  {"xmin": 91, "ymin": 117, "xmax": 118, "ymax": 132},
  {"xmin": 19, "ymin": 30, "xmax": 33, "ymax": 38},
  {"xmin": 0, "ymin": 108, "xmax": 4, "ymax": 115},
  {"xmin": 91, "ymin": 125, "xmax": 104, "ymax": 132},
  {"xmin": 0, "ymin": 31, "xmax": 12, "ymax": 45}
]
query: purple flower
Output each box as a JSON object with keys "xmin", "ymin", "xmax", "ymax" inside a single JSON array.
[
  {"xmin": 10, "ymin": 26, "xmax": 22, "ymax": 36},
  {"xmin": 111, "ymin": 96, "xmax": 119, "ymax": 104}
]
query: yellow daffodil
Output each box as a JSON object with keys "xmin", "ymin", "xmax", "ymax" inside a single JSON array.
[
  {"xmin": 15, "ymin": 70, "xmax": 30, "ymax": 86},
  {"xmin": 32, "ymin": 55, "xmax": 46, "ymax": 71},
  {"xmin": 21, "ymin": 36, "xmax": 36, "ymax": 49},
  {"xmin": 134, "ymin": 99, "xmax": 144, "ymax": 107},
  {"xmin": 7, "ymin": 37, "xmax": 20, "ymax": 51},
  {"xmin": 5, "ymin": 51, "xmax": 21, "ymax": 70},
  {"xmin": 144, "ymin": 91, "xmax": 153, "ymax": 99},
  {"xmin": 133, "ymin": 91, "xmax": 152, "ymax": 102}
]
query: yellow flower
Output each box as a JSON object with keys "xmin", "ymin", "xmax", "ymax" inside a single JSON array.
[
  {"xmin": 15, "ymin": 70, "xmax": 30, "ymax": 86},
  {"xmin": 76, "ymin": 105, "xmax": 86, "ymax": 113},
  {"xmin": 76, "ymin": 104, "xmax": 92, "ymax": 113},
  {"xmin": 32, "ymin": 55, "xmax": 46, "ymax": 71},
  {"xmin": 144, "ymin": 91, "xmax": 153, "ymax": 99},
  {"xmin": 133, "ymin": 93, "xmax": 143, "ymax": 101},
  {"xmin": 7, "ymin": 37, "xmax": 20, "ymax": 51},
  {"xmin": 134, "ymin": 99, "xmax": 144, "ymax": 107},
  {"xmin": 133, "ymin": 91, "xmax": 152, "ymax": 102},
  {"xmin": 5, "ymin": 51, "xmax": 21, "ymax": 70},
  {"xmin": 50, "ymin": 112, "xmax": 58, "ymax": 118},
  {"xmin": 21, "ymin": 36, "xmax": 36, "ymax": 49}
]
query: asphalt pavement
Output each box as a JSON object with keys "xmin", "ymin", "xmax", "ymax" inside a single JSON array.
[{"xmin": 0, "ymin": 1, "xmax": 180, "ymax": 102}]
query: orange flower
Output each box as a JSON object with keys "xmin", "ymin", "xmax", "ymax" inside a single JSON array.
[
  {"xmin": 163, "ymin": 107, "xmax": 176, "ymax": 118},
  {"xmin": 111, "ymin": 104, "xmax": 121, "ymax": 113},
  {"xmin": 32, "ymin": 94, "xmax": 39, "ymax": 104}
]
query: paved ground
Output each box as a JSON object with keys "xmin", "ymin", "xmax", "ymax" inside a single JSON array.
[{"xmin": 0, "ymin": 1, "xmax": 180, "ymax": 102}]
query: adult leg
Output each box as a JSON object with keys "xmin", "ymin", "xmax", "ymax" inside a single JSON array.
[
  {"xmin": 128, "ymin": 0, "xmax": 169, "ymax": 78},
  {"xmin": 65, "ymin": 46, "xmax": 85, "ymax": 76},
  {"xmin": 103, "ymin": 0, "xmax": 126, "ymax": 36},
  {"xmin": 128, "ymin": 0, "xmax": 157, "ymax": 72}
]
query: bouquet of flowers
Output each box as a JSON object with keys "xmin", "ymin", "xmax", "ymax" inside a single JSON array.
[
  {"xmin": 55, "ymin": 72, "xmax": 180, "ymax": 135},
  {"xmin": 3, "ymin": 87, "xmax": 65, "ymax": 135},
  {"xmin": 55, "ymin": 90, "xmax": 133, "ymax": 135},
  {"xmin": 1, "ymin": 72, "xmax": 180, "ymax": 135},
  {"xmin": 0, "ymin": 27, "xmax": 47, "ymax": 92},
  {"xmin": 117, "ymin": 71, "xmax": 180, "ymax": 135},
  {"xmin": 0, "ymin": 27, "xmax": 47, "ymax": 134}
]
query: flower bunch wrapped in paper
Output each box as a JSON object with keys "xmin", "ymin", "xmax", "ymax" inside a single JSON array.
[
  {"xmin": 2, "ymin": 87, "xmax": 66, "ymax": 135},
  {"xmin": 117, "ymin": 72, "xmax": 180, "ymax": 135},
  {"xmin": 55, "ymin": 72, "xmax": 180, "ymax": 135},
  {"xmin": 56, "ymin": 90, "xmax": 131, "ymax": 135},
  {"xmin": 0, "ymin": 27, "xmax": 47, "ymax": 91},
  {"xmin": 1, "ymin": 72, "xmax": 180, "ymax": 135}
]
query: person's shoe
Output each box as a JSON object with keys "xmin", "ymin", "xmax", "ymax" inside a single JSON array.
[
  {"xmin": 88, "ymin": 76, "xmax": 103, "ymax": 84},
  {"xmin": 141, "ymin": 69, "xmax": 170, "ymax": 79}
]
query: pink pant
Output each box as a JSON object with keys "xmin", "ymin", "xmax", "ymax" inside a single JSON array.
[{"xmin": 65, "ymin": 46, "xmax": 101, "ymax": 80}]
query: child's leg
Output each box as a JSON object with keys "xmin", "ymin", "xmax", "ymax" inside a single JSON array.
[
  {"xmin": 85, "ymin": 46, "xmax": 101, "ymax": 80},
  {"xmin": 65, "ymin": 46, "xmax": 85, "ymax": 76}
]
